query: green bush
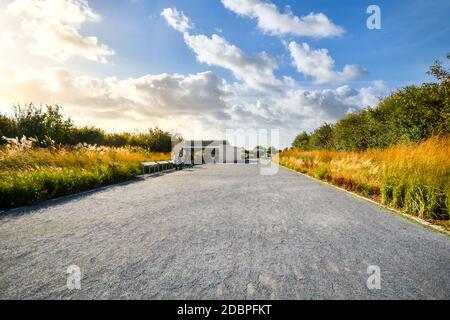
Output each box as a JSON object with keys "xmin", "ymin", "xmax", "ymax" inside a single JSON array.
[
  {"xmin": 291, "ymin": 55, "xmax": 450, "ymax": 152},
  {"xmin": 315, "ymin": 166, "xmax": 329, "ymax": 180},
  {"xmin": 0, "ymin": 104, "xmax": 174, "ymax": 152}
]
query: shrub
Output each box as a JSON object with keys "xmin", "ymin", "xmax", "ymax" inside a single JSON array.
[{"xmin": 315, "ymin": 166, "xmax": 329, "ymax": 180}]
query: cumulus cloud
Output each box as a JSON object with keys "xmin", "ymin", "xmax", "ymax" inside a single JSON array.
[
  {"xmin": 162, "ymin": 7, "xmax": 281, "ymax": 91},
  {"xmin": 223, "ymin": 80, "xmax": 388, "ymax": 146},
  {"xmin": 288, "ymin": 42, "xmax": 366, "ymax": 84},
  {"xmin": 6, "ymin": 0, "xmax": 114, "ymax": 63},
  {"xmin": 221, "ymin": 0, "xmax": 343, "ymax": 38},
  {"xmin": 183, "ymin": 33, "xmax": 281, "ymax": 91},
  {"xmin": 0, "ymin": 66, "xmax": 230, "ymax": 125},
  {"xmin": 230, "ymin": 81, "xmax": 386, "ymax": 127},
  {"xmin": 279, "ymin": 83, "xmax": 386, "ymax": 121},
  {"xmin": 161, "ymin": 7, "xmax": 193, "ymax": 33},
  {"xmin": 0, "ymin": 61, "xmax": 387, "ymax": 146}
]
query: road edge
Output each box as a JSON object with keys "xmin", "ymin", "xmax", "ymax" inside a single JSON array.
[{"xmin": 278, "ymin": 164, "xmax": 450, "ymax": 237}]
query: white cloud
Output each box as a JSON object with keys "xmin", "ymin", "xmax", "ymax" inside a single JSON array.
[
  {"xmin": 6, "ymin": 0, "xmax": 114, "ymax": 63},
  {"xmin": 0, "ymin": 62, "xmax": 387, "ymax": 147},
  {"xmin": 0, "ymin": 66, "xmax": 229, "ymax": 125},
  {"xmin": 230, "ymin": 81, "xmax": 386, "ymax": 126},
  {"xmin": 344, "ymin": 80, "xmax": 388, "ymax": 110},
  {"xmin": 277, "ymin": 82, "xmax": 386, "ymax": 122},
  {"xmin": 221, "ymin": 0, "xmax": 343, "ymax": 38},
  {"xmin": 288, "ymin": 42, "xmax": 366, "ymax": 84},
  {"xmin": 0, "ymin": 31, "xmax": 18, "ymax": 50},
  {"xmin": 183, "ymin": 33, "xmax": 281, "ymax": 91},
  {"xmin": 222, "ymin": 80, "xmax": 387, "ymax": 146},
  {"xmin": 161, "ymin": 7, "xmax": 281, "ymax": 91},
  {"xmin": 219, "ymin": 79, "xmax": 388, "ymax": 144},
  {"xmin": 283, "ymin": 76, "xmax": 296, "ymax": 87},
  {"xmin": 161, "ymin": 7, "xmax": 193, "ymax": 33}
]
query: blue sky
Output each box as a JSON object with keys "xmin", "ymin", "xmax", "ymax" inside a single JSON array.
[
  {"xmin": 0, "ymin": 0, "xmax": 449, "ymax": 147},
  {"xmin": 84, "ymin": 0, "xmax": 450, "ymax": 86}
]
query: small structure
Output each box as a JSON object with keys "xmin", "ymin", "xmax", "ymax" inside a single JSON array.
[{"xmin": 176, "ymin": 140, "xmax": 247, "ymax": 164}]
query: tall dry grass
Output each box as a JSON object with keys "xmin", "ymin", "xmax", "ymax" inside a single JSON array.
[
  {"xmin": 0, "ymin": 143, "xmax": 170, "ymax": 210},
  {"xmin": 276, "ymin": 136, "xmax": 450, "ymax": 226}
]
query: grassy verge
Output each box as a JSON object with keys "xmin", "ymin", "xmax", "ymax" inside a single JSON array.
[
  {"xmin": 0, "ymin": 144, "xmax": 170, "ymax": 211},
  {"xmin": 275, "ymin": 136, "xmax": 450, "ymax": 230}
]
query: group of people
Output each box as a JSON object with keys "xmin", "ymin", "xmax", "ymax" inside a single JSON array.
[{"xmin": 173, "ymin": 152, "xmax": 193, "ymax": 171}]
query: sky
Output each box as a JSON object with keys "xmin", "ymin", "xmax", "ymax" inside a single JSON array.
[{"xmin": 0, "ymin": 0, "xmax": 449, "ymax": 148}]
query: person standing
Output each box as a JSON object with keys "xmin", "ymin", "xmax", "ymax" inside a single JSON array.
[
  {"xmin": 173, "ymin": 153, "xmax": 182, "ymax": 170},
  {"xmin": 183, "ymin": 151, "xmax": 193, "ymax": 168}
]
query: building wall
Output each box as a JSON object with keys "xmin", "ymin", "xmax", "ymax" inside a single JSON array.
[
  {"xmin": 220, "ymin": 146, "xmax": 245, "ymax": 163},
  {"xmin": 180, "ymin": 141, "xmax": 246, "ymax": 164}
]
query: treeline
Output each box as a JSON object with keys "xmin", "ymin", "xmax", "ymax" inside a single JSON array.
[
  {"xmin": 293, "ymin": 56, "xmax": 450, "ymax": 151},
  {"xmin": 0, "ymin": 104, "xmax": 173, "ymax": 153}
]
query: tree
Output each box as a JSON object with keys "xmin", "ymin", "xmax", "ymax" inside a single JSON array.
[
  {"xmin": 140, "ymin": 127, "xmax": 172, "ymax": 152},
  {"xmin": 376, "ymin": 83, "xmax": 449, "ymax": 143},
  {"xmin": 70, "ymin": 126, "xmax": 107, "ymax": 145},
  {"xmin": 309, "ymin": 123, "xmax": 335, "ymax": 150},
  {"xmin": 426, "ymin": 53, "xmax": 450, "ymax": 133},
  {"xmin": 333, "ymin": 110, "xmax": 390, "ymax": 152},
  {"xmin": 11, "ymin": 103, "xmax": 73, "ymax": 145},
  {"xmin": 427, "ymin": 53, "xmax": 450, "ymax": 83},
  {"xmin": 12, "ymin": 103, "xmax": 47, "ymax": 140},
  {"xmin": 334, "ymin": 113, "xmax": 369, "ymax": 151},
  {"xmin": 292, "ymin": 131, "xmax": 310, "ymax": 150},
  {"xmin": 0, "ymin": 114, "xmax": 15, "ymax": 143},
  {"xmin": 43, "ymin": 105, "xmax": 74, "ymax": 144}
]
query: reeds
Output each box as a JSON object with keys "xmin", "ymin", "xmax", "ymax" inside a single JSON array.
[
  {"xmin": 0, "ymin": 143, "xmax": 170, "ymax": 210},
  {"xmin": 276, "ymin": 136, "xmax": 450, "ymax": 226}
]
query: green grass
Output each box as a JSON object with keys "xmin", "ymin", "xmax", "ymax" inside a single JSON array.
[{"xmin": 0, "ymin": 144, "xmax": 170, "ymax": 210}]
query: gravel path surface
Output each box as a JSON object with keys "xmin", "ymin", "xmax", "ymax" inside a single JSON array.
[{"xmin": 0, "ymin": 164, "xmax": 449, "ymax": 299}]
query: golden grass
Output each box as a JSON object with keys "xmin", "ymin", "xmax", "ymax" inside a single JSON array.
[
  {"xmin": 0, "ymin": 146, "xmax": 168, "ymax": 171},
  {"xmin": 275, "ymin": 136, "xmax": 450, "ymax": 229},
  {"xmin": 0, "ymin": 145, "xmax": 170, "ymax": 210}
]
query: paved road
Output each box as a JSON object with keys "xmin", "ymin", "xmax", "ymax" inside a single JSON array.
[{"xmin": 0, "ymin": 164, "xmax": 449, "ymax": 299}]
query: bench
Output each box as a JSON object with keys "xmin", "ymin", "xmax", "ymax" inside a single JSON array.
[
  {"xmin": 156, "ymin": 161, "xmax": 173, "ymax": 171},
  {"xmin": 141, "ymin": 162, "xmax": 158, "ymax": 176},
  {"xmin": 141, "ymin": 161, "xmax": 174, "ymax": 177}
]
